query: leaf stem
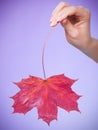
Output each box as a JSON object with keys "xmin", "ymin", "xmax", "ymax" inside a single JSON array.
[{"xmin": 42, "ymin": 28, "xmax": 53, "ymax": 80}]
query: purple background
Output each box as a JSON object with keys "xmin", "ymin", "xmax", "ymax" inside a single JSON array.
[{"xmin": 0, "ymin": 0, "xmax": 98, "ymax": 130}]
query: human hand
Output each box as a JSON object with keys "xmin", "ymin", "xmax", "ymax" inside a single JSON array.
[{"xmin": 50, "ymin": 2, "xmax": 91, "ymax": 51}]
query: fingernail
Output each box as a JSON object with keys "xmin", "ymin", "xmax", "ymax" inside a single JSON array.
[
  {"xmin": 57, "ymin": 17, "xmax": 61, "ymax": 22},
  {"xmin": 50, "ymin": 22, "xmax": 55, "ymax": 27},
  {"xmin": 50, "ymin": 21, "xmax": 58, "ymax": 27},
  {"xmin": 50, "ymin": 18, "xmax": 52, "ymax": 22},
  {"xmin": 50, "ymin": 16, "xmax": 54, "ymax": 22}
]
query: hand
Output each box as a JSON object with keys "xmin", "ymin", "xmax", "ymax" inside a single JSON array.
[{"xmin": 50, "ymin": 2, "xmax": 91, "ymax": 51}]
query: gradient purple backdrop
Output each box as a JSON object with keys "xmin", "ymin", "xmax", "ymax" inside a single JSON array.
[{"xmin": 0, "ymin": 0, "xmax": 98, "ymax": 130}]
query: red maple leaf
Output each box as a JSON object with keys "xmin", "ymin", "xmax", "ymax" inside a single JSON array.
[
  {"xmin": 11, "ymin": 74, "xmax": 81, "ymax": 125},
  {"xmin": 11, "ymin": 29, "xmax": 81, "ymax": 125}
]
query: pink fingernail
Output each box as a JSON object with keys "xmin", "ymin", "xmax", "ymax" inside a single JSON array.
[
  {"xmin": 50, "ymin": 22, "xmax": 55, "ymax": 27},
  {"xmin": 57, "ymin": 17, "xmax": 60, "ymax": 22}
]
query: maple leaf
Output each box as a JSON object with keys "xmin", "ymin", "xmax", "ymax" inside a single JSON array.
[
  {"xmin": 11, "ymin": 74, "xmax": 81, "ymax": 125},
  {"xmin": 11, "ymin": 28, "xmax": 81, "ymax": 125}
]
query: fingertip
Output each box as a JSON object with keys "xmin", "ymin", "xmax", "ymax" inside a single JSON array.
[
  {"xmin": 50, "ymin": 21, "xmax": 58, "ymax": 27},
  {"xmin": 58, "ymin": 1, "xmax": 69, "ymax": 6},
  {"xmin": 50, "ymin": 22, "xmax": 55, "ymax": 27}
]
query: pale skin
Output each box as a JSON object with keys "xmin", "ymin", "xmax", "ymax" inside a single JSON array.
[{"xmin": 50, "ymin": 2, "xmax": 98, "ymax": 63}]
